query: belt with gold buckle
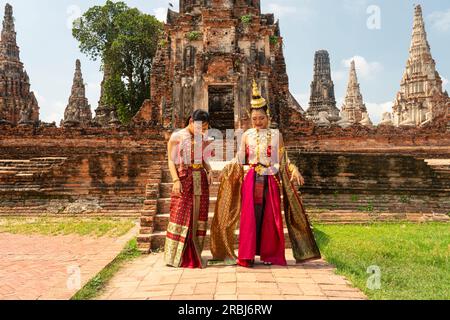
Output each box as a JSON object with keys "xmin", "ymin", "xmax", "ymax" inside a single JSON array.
[{"xmin": 191, "ymin": 164, "xmax": 204, "ymax": 170}]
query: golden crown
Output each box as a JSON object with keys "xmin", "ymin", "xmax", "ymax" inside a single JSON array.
[{"xmin": 251, "ymin": 80, "xmax": 267, "ymax": 109}]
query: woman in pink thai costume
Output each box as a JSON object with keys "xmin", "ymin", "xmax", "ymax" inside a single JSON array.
[{"xmin": 211, "ymin": 81, "xmax": 321, "ymax": 267}]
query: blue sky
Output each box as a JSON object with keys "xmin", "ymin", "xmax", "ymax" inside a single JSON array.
[{"xmin": 2, "ymin": 0, "xmax": 449, "ymax": 124}]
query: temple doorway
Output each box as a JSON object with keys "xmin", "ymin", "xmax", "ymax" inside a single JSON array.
[{"xmin": 208, "ymin": 86, "xmax": 235, "ymax": 130}]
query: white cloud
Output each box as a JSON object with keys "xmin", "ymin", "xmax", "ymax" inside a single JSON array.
[
  {"xmin": 366, "ymin": 101, "xmax": 392, "ymax": 125},
  {"xmin": 342, "ymin": 56, "xmax": 383, "ymax": 79},
  {"xmin": 428, "ymin": 9, "xmax": 450, "ymax": 32},
  {"xmin": 154, "ymin": 7, "xmax": 167, "ymax": 23},
  {"xmin": 40, "ymin": 101, "xmax": 65, "ymax": 124}
]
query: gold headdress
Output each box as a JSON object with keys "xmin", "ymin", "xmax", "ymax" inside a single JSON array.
[{"xmin": 250, "ymin": 79, "xmax": 271, "ymax": 117}]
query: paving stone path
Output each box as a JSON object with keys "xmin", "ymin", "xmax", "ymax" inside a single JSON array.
[
  {"xmin": 0, "ymin": 226, "xmax": 137, "ymax": 300},
  {"xmin": 98, "ymin": 250, "xmax": 367, "ymax": 300}
]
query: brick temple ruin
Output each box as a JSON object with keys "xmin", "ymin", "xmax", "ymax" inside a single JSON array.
[
  {"xmin": 133, "ymin": 0, "xmax": 305, "ymax": 131},
  {"xmin": 306, "ymin": 50, "xmax": 340, "ymax": 123},
  {"xmin": 62, "ymin": 60, "xmax": 92, "ymax": 128},
  {"xmin": 341, "ymin": 60, "xmax": 370, "ymax": 126},
  {"xmin": 0, "ymin": 2, "xmax": 448, "ymax": 252},
  {"xmin": 392, "ymin": 5, "xmax": 450, "ymax": 128},
  {"xmin": 0, "ymin": 4, "xmax": 39, "ymax": 126}
]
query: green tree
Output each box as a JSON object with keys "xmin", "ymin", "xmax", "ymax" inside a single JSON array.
[{"xmin": 72, "ymin": 1, "xmax": 163, "ymax": 123}]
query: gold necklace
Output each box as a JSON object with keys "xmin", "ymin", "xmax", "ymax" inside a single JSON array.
[{"xmin": 255, "ymin": 128, "xmax": 272, "ymax": 164}]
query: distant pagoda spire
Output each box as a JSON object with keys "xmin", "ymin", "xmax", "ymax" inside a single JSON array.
[
  {"xmin": 0, "ymin": 3, "xmax": 39, "ymax": 125},
  {"xmin": 93, "ymin": 64, "xmax": 119, "ymax": 127},
  {"xmin": 341, "ymin": 60, "xmax": 368, "ymax": 124},
  {"xmin": 0, "ymin": 3, "xmax": 20, "ymax": 62},
  {"xmin": 306, "ymin": 50, "xmax": 340, "ymax": 122},
  {"xmin": 392, "ymin": 4, "xmax": 449, "ymax": 127},
  {"xmin": 410, "ymin": 5, "xmax": 430, "ymax": 58},
  {"xmin": 63, "ymin": 59, "xmax": 92, "ymax": 127}
]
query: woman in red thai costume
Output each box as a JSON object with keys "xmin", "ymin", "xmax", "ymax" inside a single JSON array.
[
  {"xmin": 164, "ymin": 110, "xmax": 213, "ymax": 269},
  {"xmin": 211, "ymin": 81, "xmax": 321, "ymax": 267}
]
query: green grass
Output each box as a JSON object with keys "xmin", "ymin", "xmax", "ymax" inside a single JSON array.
[
  {"xmin": 0, "ymin": 217, "xmax": 135, "ymax": 237},
  {"xmin": 313, "ymin": 223, "xmax": 450, "ymax": 300},
  {"xmin": 71, "ymin": 238, "xmax": 142, "ymax": 300}
]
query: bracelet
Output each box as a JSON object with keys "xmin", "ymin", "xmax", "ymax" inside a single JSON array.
[{"xmin": 173, "ymin": 178, "xmax": 180, "ymax": 183}]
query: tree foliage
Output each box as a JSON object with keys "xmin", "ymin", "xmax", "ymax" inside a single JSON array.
[{"xmin": 72, "ymin": 1, "xmax": 163, "ymax": 123}]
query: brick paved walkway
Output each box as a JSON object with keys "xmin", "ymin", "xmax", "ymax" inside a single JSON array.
[
  {"xmin": 0, "ymin": 226, "xmax": 138, "ymax": 300},
  {"xmin": 98, "ymin": 251, "xmax": 367, "ymax": 300}
]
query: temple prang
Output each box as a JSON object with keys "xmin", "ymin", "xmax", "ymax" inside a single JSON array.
[
  {"xmin": 92, "ymin": 65, "xmax": 119, "ymax": 127},
  {"xmin": 392, "ymin": 5, "xmax": 450, "ymax": 128},
  {"xmin": 341, "ymin": 60, "xmax": 371, "ymax": 126},
  {"xmin": 133, "ymin": 0, "xmax": 307, "ymax": 132},
  {"xmin": 0, "ymin": 3, "xmax": 39, "ymax": 126},
  {"xmin": 62, "ymin": 59, "xmax": 93, "ymax": 128},
  {"xmin": 306, "ymin": 50, "xmax": 340, "ymax": 124}
]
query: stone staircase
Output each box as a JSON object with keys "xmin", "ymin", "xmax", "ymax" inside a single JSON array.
[
  {"xmin": 424, "ymin": 159, "xmax": 450, "ymax": 176},
  {"xmin": 0, "ymin": 158, "xmax": 67, "ymax": 187}
]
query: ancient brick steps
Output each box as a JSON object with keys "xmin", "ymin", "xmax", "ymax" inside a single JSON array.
[{"xmin": 0, "ymin": 158, "xmax": 67, "ymax": 181}]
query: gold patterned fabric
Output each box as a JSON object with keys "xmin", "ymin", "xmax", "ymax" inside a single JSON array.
[
  {"xmin": 210, "ymin": 161, "xmax": 243, "ymax": 262},
  {"xmin": 280, "ymin": 151, "xmax": 321, "ymax": 262},
  {"xmin": 164, "ymin": 168, "xmax": 209, "ymax": 268}
]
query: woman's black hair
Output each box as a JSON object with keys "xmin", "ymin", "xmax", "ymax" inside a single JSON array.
[
  {"xmin": 251, "ymin": 105, "xmax": 269, "ymax": 116},
  {"xmin": 185, "ymin": 109, "xmax": 210, "ymax": 126}
]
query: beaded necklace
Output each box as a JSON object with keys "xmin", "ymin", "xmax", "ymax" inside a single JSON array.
[
  {"xmin": 255, "ymin": 128, "xmax": 272, "ymax": 163},
  {"xmin": 253, "ymin": 128, "xmax": 283, "ymax": 190}
]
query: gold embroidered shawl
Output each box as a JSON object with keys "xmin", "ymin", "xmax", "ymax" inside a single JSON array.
[{"xmin": 210, "ymin": 161, "xmax": 243, "ymax": 262}]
